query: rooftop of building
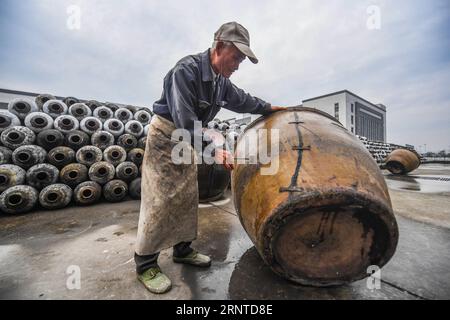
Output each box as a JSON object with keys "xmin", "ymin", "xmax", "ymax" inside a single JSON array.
[{"xmin": 302, "ymin": 89, "xmax": 386, "ymax": 112}]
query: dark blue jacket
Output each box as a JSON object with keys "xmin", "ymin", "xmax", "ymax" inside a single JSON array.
[{"xmin": 153, "ymin": 49, "xmax": 272, "ymax": 136}]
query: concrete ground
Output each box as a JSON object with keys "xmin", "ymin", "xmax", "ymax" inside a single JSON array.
[{"xmin": 0, "ymin": 163, "xmax": 449, "ymax": 300}]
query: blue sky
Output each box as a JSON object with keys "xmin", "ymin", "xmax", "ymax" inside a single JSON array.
[{"xmin": 0, "ymin": 0, "xmax": 449, "ymax": 151}]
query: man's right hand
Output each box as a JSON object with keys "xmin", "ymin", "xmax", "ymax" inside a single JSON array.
[
  {"xmin": 214, "ymin": 148, "xmax": 234, "ymax": 170},
  {"xmin": 270, "ymin": 106, "xmax": 288, "ymax": 112}
]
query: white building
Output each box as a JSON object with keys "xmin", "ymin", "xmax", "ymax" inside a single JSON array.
[
  {"xmin": 222, "ymin": 90, "xmax": 387, "ymax": 143},
  {"xmin": 302, "ymin": 90, "xmax": 387, "ymax": 142}
]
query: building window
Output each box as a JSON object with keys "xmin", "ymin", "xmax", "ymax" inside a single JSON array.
[
  {"xmin": 351, "ymin": 115, "xmax": 354, "ymax": 125},
  {"xmin": 351, "ymin": 127, "xmax": 354, "ymax": 133},
  {"xmin": 334, "ymin": 103, "xmax": 339, "ymax": 120},
  {"xmin": 351, "ymin": 103, "xmax": 354, "ymax": 113}
]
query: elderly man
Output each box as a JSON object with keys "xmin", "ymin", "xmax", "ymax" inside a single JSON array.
[{"xmin": 135, "ymin": 21, "xmax": 286, "ymax": 294}]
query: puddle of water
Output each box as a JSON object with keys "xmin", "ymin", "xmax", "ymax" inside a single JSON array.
[
  {"xmin": 385, "ymin": 175, "xmax": 450, "ymax": 193},
  {"xmin": 419, "ymin": 164, "xmax": 450, "ymax": 170},
  {"xmin": 198, "ymin": 197, "xmax": 231, "ymax": 208},
  {"xmin": 180, "ymin": 235, "xmax": 253, "ymax": 300}
]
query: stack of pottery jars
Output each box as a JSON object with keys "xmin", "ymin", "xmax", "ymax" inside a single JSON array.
[{"xmin": 0, "ymin": 94, "xmax": 152, "ymax": 214}]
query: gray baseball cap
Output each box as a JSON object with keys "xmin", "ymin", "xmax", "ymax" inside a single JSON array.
[{"xmin": 214, "ymin": 21, "xmax": 258, "ymax": 64}]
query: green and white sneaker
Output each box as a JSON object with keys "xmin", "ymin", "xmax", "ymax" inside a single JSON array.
[
  {"xmin": 173, "ymin": 250, "xmax": 211, "ymax": 267},
  {"xmin": 137, "ymin": 267, "xmax": 172, "ymax": 294}
]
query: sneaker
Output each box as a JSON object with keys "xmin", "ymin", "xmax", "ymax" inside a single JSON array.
[
  {"xmin": 137, "ymin": 267, "xmax": 172, "ymax": 294},
  {"xmin": 173, "ymin": 250, "xmax": 211, "ymax": 267}
]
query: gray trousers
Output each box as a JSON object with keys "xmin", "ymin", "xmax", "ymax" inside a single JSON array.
[{"xmin": 135, "ymin": 241, "xmax": 193, "ymax": 274}]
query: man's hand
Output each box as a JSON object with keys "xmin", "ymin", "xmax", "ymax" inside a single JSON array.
[
  {"xmin": 214, "ymin": 148, "xmax": 234, "ymax": 170},
  {"xmin": 204, "ymin": 128, "xmax": 225, "ymax": 146},
  {"xmin": 270, "ymin": 106, "xmax": 288, "ymax": 112}
]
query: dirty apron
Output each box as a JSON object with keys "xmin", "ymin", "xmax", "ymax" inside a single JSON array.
[{"xmin": 135, "ymin": 115, "xmax": 198, "ymax": 256}]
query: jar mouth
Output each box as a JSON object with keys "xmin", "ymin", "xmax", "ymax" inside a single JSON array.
[
  {"xmin": 260, "ymin": 189, "xmax": 398, "ymax": 287},
  {"xmin": 46, "ymin": 192, "xmax": 59, "ymax": 202},
  {"xmin": 7, "ymin": 194, "xmax": 24, "ymax": 206},
  {"xmin": 82, "ymin": 188, "xmax": 93, "ymax": 199}
]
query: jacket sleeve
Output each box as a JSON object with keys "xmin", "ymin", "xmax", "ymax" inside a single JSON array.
[
  {"xmin": 164, "ymin": 64, "xmax": 203, "ymax": 144},
  {"xmin": 222, "ymin": 79, "xmax": 272, "ymax": 115},
  {"xmin": 165, "ymin": 64, "xmax": 198, "ymax": 131}
]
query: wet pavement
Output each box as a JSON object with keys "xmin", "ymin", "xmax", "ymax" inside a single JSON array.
[
  {"xmin": 0, "ymin": 164, "xmax": 449, "ymax": 299},
  {"xmin": 384, "ymin": 164, "xmax": 450, "ymax": 229}
]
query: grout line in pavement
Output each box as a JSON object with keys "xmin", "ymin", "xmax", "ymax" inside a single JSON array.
[
  {"xmin": 208, "ymin": 203, "xmax": 238, "ymax": 217},
  {"xmin": 381, "ymin": 279, "xmax": 429, "ymax": 300}
]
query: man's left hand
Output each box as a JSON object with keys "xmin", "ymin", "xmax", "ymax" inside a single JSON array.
[{"xmin": 214, "ymin": 148, "xmax": 234, "ymax": 171}]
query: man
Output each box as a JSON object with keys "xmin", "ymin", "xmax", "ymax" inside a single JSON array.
[{"xmin": 135, "ymin": 21, "xmax": 286, "ymax": 294}]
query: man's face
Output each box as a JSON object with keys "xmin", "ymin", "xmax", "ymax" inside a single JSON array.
[{"xmin": 216, "ymin": 43, "xmax": 246, "ymax": 78}]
